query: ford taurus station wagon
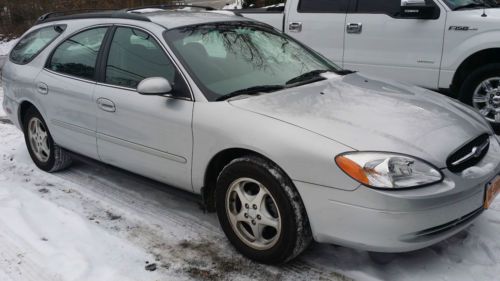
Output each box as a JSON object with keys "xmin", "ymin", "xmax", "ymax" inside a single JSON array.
[{"xmin": 2, "ymin": 6, "xmax": 500, "ymax": 264}]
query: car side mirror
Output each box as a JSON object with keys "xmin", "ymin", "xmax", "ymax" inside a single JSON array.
[
  {"xmin": 400, "ymin": 0, "xmax": 437, "ymax": 19},
  {"xmin": 137, "ymin": 77, "xmax": 173, "ymax": 96}
]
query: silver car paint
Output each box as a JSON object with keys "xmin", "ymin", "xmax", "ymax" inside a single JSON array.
[
  {"xmin": 2, "ymin": 12, "xmax": 500, "ymax": 253},
  {"xmin": 231, "ymin": 73, "xmax": 492, "ymax": 169}
]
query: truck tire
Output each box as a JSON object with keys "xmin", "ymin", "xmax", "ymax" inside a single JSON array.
[
  {"xmin": 459, "ymin": 63, "xmax": 500, "ymax": 130},
  {"xmin": 215, "ymin": 156, "xmax": 312, "ymax": 264}
]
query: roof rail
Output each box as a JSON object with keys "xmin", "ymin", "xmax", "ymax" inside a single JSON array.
[
  {"xmin": 126, "ymin": 4, "xmax": 215, "ymax": 13},
  {"xmin": 35, "ymin": 10, "xmax": 151, "ymax": 25}
]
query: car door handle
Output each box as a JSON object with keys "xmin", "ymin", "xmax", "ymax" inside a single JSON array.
[
  {"xmin": 289, "ymin": 22, "xmax": 303, "ymax": 33},
  {"xmin": 96, "ymin": 98, "xmax": 116, "ymax": 112},
  {"xmin": 37, "ymin": 82, "xmax": 49, "ymax": 95},
  {"xmin": 346, "ymin": 23, "xmax": 363, "ymax": 34}
]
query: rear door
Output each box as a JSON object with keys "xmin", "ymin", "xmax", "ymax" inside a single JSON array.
[
  {"xmin": 94, "ymin": 25, "xmax": 193, "ymax": 190},
  {"xmin": 343, "ymin": 0, "xmax": 446, "ymax": 88},
  {"xmin": 37, "ymin": 26, "xmax": 110, "ymax": 160},
  {"xmin": 285, "ymin": 0, "xmax": 350, "ymax": 67}
]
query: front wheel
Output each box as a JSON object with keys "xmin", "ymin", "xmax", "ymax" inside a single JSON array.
[
  {"xmin": 459, "ymin": 63, "xmax": 500, "ymax": 128},
  {"xmin": 215, "ymin": 156, "xmax": 311, "ymax": 264}
]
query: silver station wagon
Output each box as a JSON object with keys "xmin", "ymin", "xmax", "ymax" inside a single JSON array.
[{"xmin": 2, "ymin": 6, "xmax": 500, "ymax": 264}]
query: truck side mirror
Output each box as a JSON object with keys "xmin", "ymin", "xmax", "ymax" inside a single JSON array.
[{"xmin": 400, "ymin": 0, "xmax": 438, "ymax": 19}]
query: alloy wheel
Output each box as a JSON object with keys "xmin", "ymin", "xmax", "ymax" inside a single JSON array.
[
  {"xmin": 27, "ymin": 117, "xmax": 50, "ymax": 162},
  {"xmin": 225, "ymin": 177, "xmax": 282, "ymax": 251},
  {"xmin": 472, "ymin": 77, "xmax": 500, "ymax": 123}
]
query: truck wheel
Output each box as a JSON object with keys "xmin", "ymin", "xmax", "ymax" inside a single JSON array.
[
  {"xmin": 459, "ymin": 63, "xmax": 500, "ymax": 128},
  {"xmin": 215, "ymin": 156, "xmax": 312, "ymax": 264},
  {"xmin": 23, "ymin": 107, "xmax": 72, "ymax": 172}
]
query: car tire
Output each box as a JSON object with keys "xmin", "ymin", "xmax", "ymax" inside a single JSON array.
[
  {"xmin": 215, "ymin": 156, "xmax": 312, "ymax": 264},
  {"xmin": 459, "ymin": 63, "xmax": 500, "ymax": 130},
  {"xmin": 23, "ymin": 107, "xmax": 72, "ymax": 172}
]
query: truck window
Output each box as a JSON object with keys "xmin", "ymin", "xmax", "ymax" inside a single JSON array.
[
  {"xmin": 298, "ymin": 0, "xmax": 349, "ymax": 13},
  {"xmin": 355, "ymin": 0, "xmax": 437, "ymax": 15},
  {"xmin": 355, "ymin": 0, "xmax": 400, "ymax": 14}
]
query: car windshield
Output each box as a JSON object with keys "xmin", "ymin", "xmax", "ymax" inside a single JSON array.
[
  {"xmin": 444, "ymin": 0, "xmax": 498, "ymax": 9},
  {"xmin": 164, "ymin": 22, "xmax": 341, "ymax": 101}
]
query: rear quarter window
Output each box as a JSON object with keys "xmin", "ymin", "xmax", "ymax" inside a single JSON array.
[{"xmin": 9, "ymin": 25, "xmax": 66, "ymax": 65}]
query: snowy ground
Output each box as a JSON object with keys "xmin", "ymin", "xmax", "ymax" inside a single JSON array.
[
  {"xmin": 2, "ymin": 88, "xmax": 500, "ymax": 281},
  {"xmin": 0, "ymin": 39, "xmax": 17, "ymax": 56}
]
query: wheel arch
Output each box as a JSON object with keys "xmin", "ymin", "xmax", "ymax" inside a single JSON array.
[
  {"xmin": 452, "ymin": 48, "xmax": 500, "ymax": 94},
  {"xmin": 18, "ymin": 100, "xmax": 37, "ymax": 127},
  {"xmin": 202, "ymin": 148, "xmax": 291, "ymax": 212}
]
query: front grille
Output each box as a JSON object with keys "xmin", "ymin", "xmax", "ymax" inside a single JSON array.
[{"xmin": 446, "ymin": 134, "xmax": 490, "ymax": 173}]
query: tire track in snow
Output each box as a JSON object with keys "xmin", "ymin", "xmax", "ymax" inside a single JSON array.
[
  {"xmin": 51, "ymin": 159, "xmax": 351, "ymax": 280},
  {"xmin": 0, "ymin": 231, "xmax": 59, "ymax": 281}
]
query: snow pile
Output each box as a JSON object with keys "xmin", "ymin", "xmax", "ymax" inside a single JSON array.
[
  {"xmin": 0, "ymin": 184, "xmax": 162, "ymax": 281},
  {"xmin": 0, "ymin": 38, "xmax": 17, "ymax": 56}
]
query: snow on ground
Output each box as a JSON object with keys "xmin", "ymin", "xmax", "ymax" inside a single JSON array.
[
  {"xmin": 0, "ymin": 39, "xmax": 17, "ymax": 56},
  {"xmin": 1, "ymin": 87, "xmax": 500, "ymax": 281}
]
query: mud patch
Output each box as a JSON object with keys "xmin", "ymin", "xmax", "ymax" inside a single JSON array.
[
  {"xmin": 106, "ymin": 211, "xmax": 121, "ymax": 221},
  {"xmin": 38, "ymin": 188, "xmax": 49, "ymax": 194},
  {"xmin": 145, "ymin": 263, "xmax": 157, "ymax": 271},
  {"xmin": 175, "ymin": 239, "xmax": 281, "ymax": 281}
]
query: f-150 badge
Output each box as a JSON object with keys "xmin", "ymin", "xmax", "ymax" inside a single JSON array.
[{"xmin": 449, "ymin": 26, "xmax": 478, "ymax": 31}]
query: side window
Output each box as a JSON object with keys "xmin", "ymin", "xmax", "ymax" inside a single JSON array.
[
  {"xmin": 10, "ymin": 25, "xmax": 66, "ymax": 65},
  {"xmin": 48, "ymin": 27, "xmax": 108, "ymax": 80},
  {"xmin": 298, "ymin": 0, "xmax": 350, "ymax": 13},
  {"xmin": 355, "ymin": 0, "xmax": 401, "ymax": 14},
  {"xmin": 105, "ymin": 27, "xmax": 177, "ymax": 89},
  {"xmin": 355, "ymin": 0, "xmax": 437, "ymax": 16}
]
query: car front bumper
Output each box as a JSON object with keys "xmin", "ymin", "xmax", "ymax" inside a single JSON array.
[
  {"xmin": 295, "ymin": 179, "xmax": 487, "ymax": 252},
  {"xmin": 295, "ymin": 138, "xmax": 500, "ymax": 253}
]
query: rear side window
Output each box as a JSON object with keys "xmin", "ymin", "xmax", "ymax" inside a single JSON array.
[
  {"xmin": 298, "ymin": 0, "xmax": 350, "ymax": 13},
  {"xmin": 355, "ymin": 0, "xmax": 400, "ymax": 14},
  {"xmin": 105, "ymin": 27, "xmax": 177, "ymax": 88},
  {"xmin": 10, "ymin": 25, "xmax": 66, "ymax": 65},
  {"xmin": 354, "ymin": 0, "xmax": 438, "ymax": 16},
  {"xmin": 48, "ymin": 27, "xmax": 108, "ymax": 80}
]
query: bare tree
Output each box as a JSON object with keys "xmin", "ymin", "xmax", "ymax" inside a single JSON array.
[{"xmin": 0, "ymin": 0, "xmax": 176, "ymax": 38}]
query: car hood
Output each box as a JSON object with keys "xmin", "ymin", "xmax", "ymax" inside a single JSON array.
[{"xmin": 229, "ymin": 73, "xmax": 492, "ymax": 168}]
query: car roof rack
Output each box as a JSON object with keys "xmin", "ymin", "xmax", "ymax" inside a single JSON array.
[
  {"xmin": 126, "ymin": 4, "xmax": 215, "ymax": 13},
  {"xmin": 35, "ymin": 9, "xmax": 152, "ymax": 25}
]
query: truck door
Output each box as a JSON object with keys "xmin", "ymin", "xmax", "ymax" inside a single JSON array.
[
  {"xmin": 286, "ymin": 0, "xmax": 350, "ymax": 67},
  {"xmin": 343, "ymin": 0, "xmax": 446, "ymax": 89}
]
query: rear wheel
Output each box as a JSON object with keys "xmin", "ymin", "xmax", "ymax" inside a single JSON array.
[
  {"xmin": 23, "ymin": 107, "xmax": 72, "ymax": 172},
  {"xmin": 215, "ymin": 156, "xmax": 311, "ymax": 264},
  {"xmin": 459, "ymin": 63, "xmax": 500, "ymax": 129}
]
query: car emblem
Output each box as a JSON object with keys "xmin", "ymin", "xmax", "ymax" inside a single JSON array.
[{"xmin": 451, "ymin": 138, "xmax": 490, "ymax": 166}]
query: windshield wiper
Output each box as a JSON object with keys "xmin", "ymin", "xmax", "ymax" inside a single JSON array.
[
  {"xmin": 286, "ymin": 70, "xmax": 328, "ymax": 86},
  {"xmin": 216, "ymin": 85, "xmax": 285, "ymax": 101},
  {"xmin": 453, "ymin": 2, "xmax": 489, "ymax": 10}
]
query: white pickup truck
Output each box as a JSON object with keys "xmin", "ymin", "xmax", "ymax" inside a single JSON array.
[{"xmin": 234, "ymin": 0, "xmax": 500, "ymax": 126}]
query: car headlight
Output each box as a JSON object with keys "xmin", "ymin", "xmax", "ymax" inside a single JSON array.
[{"xmin": 335, "ymin": 152, "xmax": 443, "ymax": 189}]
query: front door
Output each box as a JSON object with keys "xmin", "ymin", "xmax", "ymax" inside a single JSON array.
[
  {"xmin": 343, "ymin": 0, "xmax": 447, "ymax": 88},
  {"xmin": 94, "ymin": 26, "xmax": 193, "ymax": 190}
]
